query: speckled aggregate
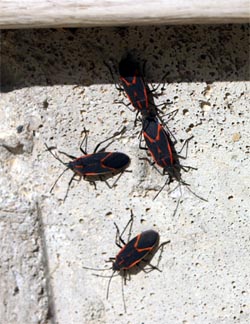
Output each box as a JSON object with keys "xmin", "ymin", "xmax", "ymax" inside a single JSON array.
[{"xmin": 0, "ymin": 25, "xmax": 249, "ymax": 324}]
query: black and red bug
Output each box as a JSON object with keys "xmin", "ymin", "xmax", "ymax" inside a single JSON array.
[
  {"xmin": 104, "ymin": 54, "xmax": 166, "ymax": 121},
  {"xmin": 140, "ymin": 115, "xmax": 206, "ymax": 203},
  {"xmin": 118, "ymin": 54, "xmax": 151, "ymax": 116},
  {"xmin": 83, "ymin": 211, "xmax": 170, "ymax": 312},
  {"xmin": 45, "ymin": 127, "xmax": 130, "ymax": 200}
]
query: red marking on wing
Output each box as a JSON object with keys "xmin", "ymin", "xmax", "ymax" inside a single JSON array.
[
  {"xmin": 132, "ymin": 75, "xmax": 137, "ymax": 85},
  {"xmin": 121, "ymin": 77, "xmax": 132, "ymax": 87},
  {"xmin": 134, "ymin": 234, "xmax": 153, "ymax": 252}
]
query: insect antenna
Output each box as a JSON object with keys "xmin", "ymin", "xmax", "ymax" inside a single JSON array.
[
  {"xmin": 82, "ymin": 265, "xmax": 112, "ymax": 271},
  {"xmin": 185, "ymin": 185, "xmax": 208, "ymax": 202},
  {"xmin": 50, "ymin": 168, "xmax": 70, "ymax": 193},
  {"xmin": 106, "ymin": 270, "xmax": 116, "ymax": 300},
  {"xmin": 45, "ymin": 143, "xmax": 71, "ymax": 193},
  {"xmin": 121, "ymin": 274, "xmax": 127, "ymax": 313},
  {"xmin": 92, "ymin": 273, "xmax": 119, "ymax": 279},
  {"xmin": 44, "ymin": 143, "xmax": 68, "ymax": 166},
  {"xmin": 171, "ymin": 182, "xmax": 182, "ymax": 217},
  {"xmin": 169, "ymin": 180, "xmax": 207, "ymax": 217},
  {"xmin": 153, "ymin": 177, "xmax": 170, "ymax": 200}
]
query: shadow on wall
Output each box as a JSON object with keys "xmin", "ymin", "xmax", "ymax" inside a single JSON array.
[{"xmin": 1, "ymin": 24, "xmax": 249, "ymax": 92}]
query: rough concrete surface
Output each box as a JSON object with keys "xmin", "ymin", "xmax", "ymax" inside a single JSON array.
[{"xmin": 0, "ymin": 25, "xmax": 249, "ymax": 324}]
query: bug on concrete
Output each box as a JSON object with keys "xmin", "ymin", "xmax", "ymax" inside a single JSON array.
[
  {"xmin": 45, "ymin": 127, "xmax": 130, "ymax": 200},
  {"xmin": 83, "ymin": 211, "xmax": 170, "ymax": 312}
]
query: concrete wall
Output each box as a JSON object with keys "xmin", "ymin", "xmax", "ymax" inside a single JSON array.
[{"xmin": 0, "ymin": 25, "xmax": 249, "ymax": 324}]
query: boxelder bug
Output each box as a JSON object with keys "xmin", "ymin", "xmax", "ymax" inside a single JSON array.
[
  {"xmin": 45, "ymin": 127, "xmax": 131, "ymax": 200},
  {"xmin": 104, "ymin": 54, "xmax": 167, "ymax": 121},
  {"xmin": 118, "ymin": 54, "xmax": 151, "ymax": 116},
  {"xmin": 140, "ymin": 115, "xmax": 207, "ymax": 205},
  {"xmin": 83, "ymin": 211, "xmax": 170, "ymax": 312}
]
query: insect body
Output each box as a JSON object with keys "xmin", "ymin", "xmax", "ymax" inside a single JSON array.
[
  {"xmin": 141, "ymin": 116, "xmax": 206, "ymax": 203},
  {"xmin": 141, "ymin": 116, "xmax": 180, "ymax": 181},
  {"xmin": 113, "ymin": 229, "xmax": 160, "ymax": 271},
  {"xmin": 119, "ymin": 54, "xmax": 150, "ymax": 116},
  {"xmin": 83, "ymin": 212, "xmax": 169, "ymax": 312},
  {"xmin": 67, "ymin": 151, "xmax": 130, "ymax": 182},
  {"xmin": 45, "ymin": 127, "xmax": 130, "ymax": 200}
]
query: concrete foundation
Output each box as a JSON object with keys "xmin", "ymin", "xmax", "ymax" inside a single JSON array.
[{"xmin": 0, "ymin": 25, "xmax": 249, "ymax": 324}]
